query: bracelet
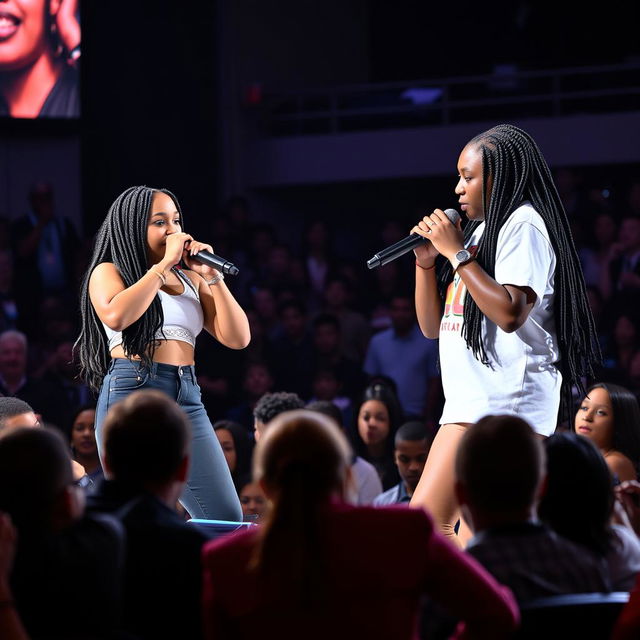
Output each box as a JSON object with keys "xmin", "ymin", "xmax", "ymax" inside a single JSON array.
[
  {"xmin": 415, "ymin": 260, "xmax": 436, "ymax": 271},
  {"xmin": 205, "ymin": 273, "xmax": 224, "ymax": 286},
  {"xmin": 148, "ymin": 267, "xmax": 167, "ymax": 285}
]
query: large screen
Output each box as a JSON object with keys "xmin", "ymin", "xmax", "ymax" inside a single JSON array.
[{"xmin": 0, "ymin": 0, "xmax": 80, "ymax": 119}]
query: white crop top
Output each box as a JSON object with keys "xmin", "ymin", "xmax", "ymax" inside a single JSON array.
[{"xmin": 102, "ymin": 268, "xmax": 204, "ymax": 350}]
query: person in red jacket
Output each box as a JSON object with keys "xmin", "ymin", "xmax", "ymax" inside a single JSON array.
[{"xmin": 201, "ymin": 409, "xmax": 518, "ymax": 640}]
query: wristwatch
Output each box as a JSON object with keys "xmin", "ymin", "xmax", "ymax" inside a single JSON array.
[{"xmin": 451, "ymin": 248, "xmax": 474, "ymax": 271}]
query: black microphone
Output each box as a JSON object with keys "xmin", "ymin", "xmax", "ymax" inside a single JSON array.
[
  {"xmin": 366, "ymin": 208, "xmax": 460, "ymax": 270},
  {"xmin": 190, "ymin": 250, "xmax": 240, "ymax": 276}
]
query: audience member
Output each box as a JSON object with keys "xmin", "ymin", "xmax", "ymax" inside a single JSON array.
[
  {"xmin": 321, "ymin": 275, "xmax": 370, "ymax": 362},
  {"xmin": 213, "ymin": 419, "xmax": 254, "ymax": 489},
  {"xmin": 303, "ymin": 219, "xmax": 333, "ymax": 311},
  {"xmin": 69, "ymin": 404, "xmax": 102, "ymax": 481},
  {"xmin": 201, "ymin": 409, "xmax": 518, "ymax": 639},
  {"xmin": 364, "ymin": 293, "xmax": 440, "ymax": 420},
  {"xmin": 238, "ymin": 475, "xmax": 268, "ymax": 523},
  {"xmin": 575, "ymin": 382, "xmax": 640, "ymax": 483},
  {"xmin": 0, "ymin": 250, "xmax": 23, "ymax": 333},
  {"xmin": 253, "ymin": 391, "xmax": 305, "ymax": 442},
  {"xmin": 10, "ymin": 183, "xmax": 79, "ymax": 300},
  {"xmin": 306, "ymin": 399, "xmax": 382, "ymax": 505},
  {"xmin": 458, "ymin": 415, "xmax": 610, "ymax": 602},
  {"xmin": 538, "ymin": 432, "xmax": 640, "ymax": 591},
  {"xmin": 311, "ymin": 313, "xmax": 366, "ymax": 399},
  {"xmin": 266, "ymin": 299, "xmax": 315, "ymax": 399},
  {"xmin": 0, "ymin": 330, "xmax": 64, "ymax": 427},
  {"xmin": 601, "ymin": 216, "xmax": 640, "ymax": 305},
  {"xmin": 0, "ymin": 397, "xmax": 39, "ymax": 431},
  {"xmin": 309, "ymin": 368, "xmax": 353, "ymax": 427},
  {"xmin": 373, "ymin": 420, "xmax": 431, "ymax": 506},
  {"xmin": 101, "ymin": 389, "xmax": 210, "ymax": 640},
  {"xmin": 250, "ymin": 286, "xmax": 281, "ymax": 342},
  {"xmin": 261, "ymin": 244, "xmax": 306, "ymax": 300},
  {"xmin": 246, "ymin": 223, "xmax": 277, "ymax": 285},
  {"xmin": 601, "ymin": 313, "xmax": 639, "ymax": 385},
  {"xmin": 0, "ymin": 427, "xmax": 124, "ymax": 639},
  {"xmin": 579, "ymin": 212, "xmax": 618, "ymax": 290},
  {"xmin": 195, "ymin": 336, "xmax": 247, "ymax": 420},
  {"xmin": 351, "ymin": 382, "xmax": 402, "ymax": 490},
  {"xmin": 226, "ymin": 362, "xmax": 275, "ymax": 431},
  {"xmin": 34, "ymin": 335, "xmax": 92, "ymax": 430}
]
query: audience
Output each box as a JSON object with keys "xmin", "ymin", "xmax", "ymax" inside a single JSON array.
[
  {"xmin": 253, "ymin": 391, "xmax": 305, "ymax": 442},
  {"xmin": 306, "ymin": 399, "xmax": 382, "ymax": 505},
  {"xmin": 266, "ymin": 299, "xmax": 315, "ymax": 399},
  {"xmin": 363, "ymin": 293, "xmax": 440, "ymax": 420},
  {"xmin": 100, "ymin": 389, "xmax": 211, "ymax": 640},
  {"xmin": 0, "ymin": 397, "xmax": 39, "ymax": 431},
  {"xmin": 0, "ymin": 330, "xmax": 63, "ymax": 426},
  {"xmin": 458, "ymin": 415, "xmax": 611, "ymax": 601},
  {"xmin": 238, "ymin": 475, "xmax": 268, "ymax": 523},
  {"xmin": 10, "ymin": 183, "xmax": 79, "ymax": 301},
  {"xmin": 226, "ymin": 361, "xmax": 275, "ymax": 431},
  {"xmin": 574, "ymin": 382, "xmax": 640, "ymax": 483},
  {"xmin": 538, "ymin": 432, "xmax": 640, "ymax": 591},
  {"xmin": 201, "ymin": 409, "xmax": 519, "ymax": 639},
  {"xmin": 3, "ymin": 171, "xmax": 640, "ymax": 637},
  {"xmin": 0, "ymin": 427, "xmax": 124, "ymax": 639},
  {"xmin": 213, "ymin": 419, "xmax": 254, "ymax": 489},
  {"xmin": 310, "ymin": 312, "xmax": 366, "ymax": 400},
  {"xmin": 373, "ymin": 420, "xmax": 431, "ymax": 506},
  {"xmin": 321, "ymin": 275, "xmax": 370, "ymax": 362},
  {"xmin": 69, "ymin": 404, "xmax": 102, "ymax": 482},
  {"xmin": 351, "ymin": 382, "xmax": 402, "ymax": 490},
  {"xmin": 601, "ymin": 216, "xmax": 640, "ymax": 305}
]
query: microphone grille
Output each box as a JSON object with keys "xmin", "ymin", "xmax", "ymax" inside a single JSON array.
[{"xmin": 444, "ymin": 208, "xmax": 461, "ymax": 224}]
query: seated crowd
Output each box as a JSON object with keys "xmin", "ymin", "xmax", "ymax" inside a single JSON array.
[
  {"xmin": 0, "ymin": 178, "xmax": 639, "ymax": 637},
  {"xmin": 1, "ymin": 381, "xmax": 640, "ymax": 638}
]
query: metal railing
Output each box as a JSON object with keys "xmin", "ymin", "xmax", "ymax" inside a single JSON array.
[{"xmin": 257, "ymin": 62, "xmax": 640, "ymax": 136}]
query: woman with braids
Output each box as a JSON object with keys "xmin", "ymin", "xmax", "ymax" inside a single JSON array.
[
  {"xmin": 76, "ymin": 186, "xmax": 250, "ymax": 521},
  {"xmin": 409, "ymin": 124, "xmax": 600, "ymax": 545}
]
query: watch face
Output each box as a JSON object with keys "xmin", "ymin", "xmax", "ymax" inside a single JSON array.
[{"xmin": 456, "ymin": 249, "xmax": 471, "ymax": 262}]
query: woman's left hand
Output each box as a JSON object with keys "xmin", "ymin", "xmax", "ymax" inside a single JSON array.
[
  {"xmin": 421, "ymin": 209, "xmax": 465, "ymax": 262},
  {"xmin": 56, "ymin": 0, "xmax": 81, "ymax": 54},
  {"xmin": 182, "ymin": 240, "xmax": 220, "ymax": 279}
]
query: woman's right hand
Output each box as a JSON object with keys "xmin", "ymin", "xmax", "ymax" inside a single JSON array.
[
  {"xmin": 161, "ymin": 232, "xmax": 193, "ymax": 269},
  {"xmin": 411, "ymin": 217, "xmax": 440, "ymax": 268}
]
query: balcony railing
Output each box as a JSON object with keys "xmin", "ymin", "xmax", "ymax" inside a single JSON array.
[{"xmin": 257, "ymin": 62, "xmax": 640, "ymax": 136}]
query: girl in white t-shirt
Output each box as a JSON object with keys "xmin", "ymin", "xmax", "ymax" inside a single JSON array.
[{"xmin": 409, "ymin": 124, "xmax": 599, "ymax": 545}]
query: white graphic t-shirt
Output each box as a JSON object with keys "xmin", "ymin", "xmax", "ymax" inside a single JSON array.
[{"xmin": 439, "ymin": 202, "xmax": 561, "ymax": 436}]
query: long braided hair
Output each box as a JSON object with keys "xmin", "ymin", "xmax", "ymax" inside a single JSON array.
[
  {"xmin": 75, "ymin": 186, "xmax": 183, "ymax": 391},
  {"xmin": 439, "ymin": 124, "xmax": 600, "ymax": 420}
]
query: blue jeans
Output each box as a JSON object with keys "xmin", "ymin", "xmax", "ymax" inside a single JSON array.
[{"xmin": 95, "ymin": 358, "xmax": 242, "ymax": 522}]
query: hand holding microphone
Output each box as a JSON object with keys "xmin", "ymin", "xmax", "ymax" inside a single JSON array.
[
  {"xmin": 161, "ymin": 234, "xmax": 239, "ymax": 276},
  {"xmin": 183, "ymin": 240, "xmax": 240, "ymax": 276},
  {"xmin": 367, "ymin": 208, "xmax": 461, "ymax": 269}
]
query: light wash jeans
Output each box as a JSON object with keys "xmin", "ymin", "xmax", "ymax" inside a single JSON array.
[{"xmin": 95, "ymin": 358, "xmax": 242, "ymax": 521}]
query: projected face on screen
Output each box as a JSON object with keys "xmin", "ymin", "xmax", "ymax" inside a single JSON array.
[{"xmin": 0, "ymin": 0, "xmax": 80, "ymax": 119}]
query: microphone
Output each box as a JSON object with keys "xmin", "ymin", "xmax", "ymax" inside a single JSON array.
[
  {"xmin": 190, "ymin": 250, "xmax": 240, "ymax": 276},
  {"xmin": 366, "ymin": 208, "xmax": 460, "ymax": 270}
]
